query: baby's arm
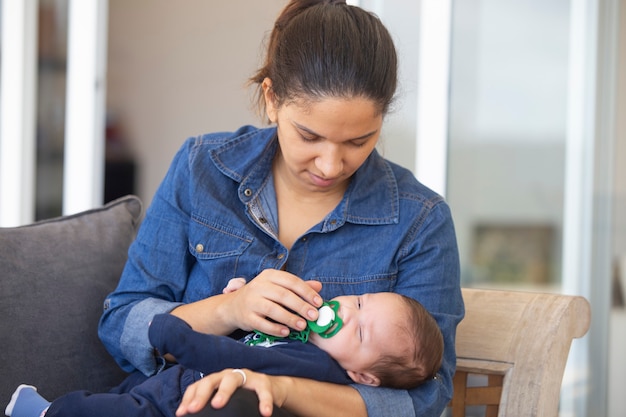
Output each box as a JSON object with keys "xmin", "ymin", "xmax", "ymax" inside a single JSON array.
[
  {"xmin": 222, "ymin": 278, "xmax": 247, "ymax": 294},
  {"xmin": 149, "ymin": 313, "xmax": 249, "ymax": 374},
  {"xmin": 148, "ymin": 314, "xmax": 351, "ymax": 384}
]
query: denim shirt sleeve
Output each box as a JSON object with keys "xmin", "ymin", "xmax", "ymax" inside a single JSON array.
[
  {"xmin": 353, "ymin": 373, "xmax": 450, "ymax": 417},
  {"xmin": 353, "ymin": 385, "xmax": 415, "ymax": 417},
  {"xmin": 389, "ymin": 199, "xmax": 462, "ymax": 417},
  {"xmin": 99, "ymin": 138, "xmax": 196, "ymax": 375},
  {"xmin": 119, "ymin": 298, "xmax": 182, "ymax": 375}
]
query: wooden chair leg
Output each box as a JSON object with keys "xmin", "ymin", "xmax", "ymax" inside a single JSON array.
[
  {"xmin": 485, "ymin": 374, "xmax": 503, "ymax": 417},
  {"xmin": 451, "ymin": 371, "xmax": 468, "ymax": 417}
]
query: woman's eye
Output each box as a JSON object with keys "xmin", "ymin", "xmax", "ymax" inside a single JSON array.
[{"xmin": 300, "ymin": 133, "xmax": 317, "ymax": 142}]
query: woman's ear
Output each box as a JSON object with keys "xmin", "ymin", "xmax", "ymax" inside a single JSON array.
[
  {"xmin": 262, "ymin": 78, "xmax": 278, "ymax": 124},
  {"xmin": 346, "ymin": 370, "xmax": 381, "ymax": 387}
]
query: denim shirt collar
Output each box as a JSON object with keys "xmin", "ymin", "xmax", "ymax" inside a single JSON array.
[{"xmin": 209, "ymin": 126, "xmax": 399, "ymax": 229}]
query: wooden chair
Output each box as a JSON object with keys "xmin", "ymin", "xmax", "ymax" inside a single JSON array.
[{"xmin": 448, "ymin": 288, "xmax": 591, "ymax": 417}]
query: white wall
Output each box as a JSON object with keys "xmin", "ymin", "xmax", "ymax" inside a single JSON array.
[{"xmin": 107, "ymin": 0, "xmax": 287, "ymax": 205}]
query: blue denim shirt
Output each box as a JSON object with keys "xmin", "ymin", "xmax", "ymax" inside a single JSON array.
[{"xmin": 98, "ymin": 125, "xmax": 464, "ymax": 417}]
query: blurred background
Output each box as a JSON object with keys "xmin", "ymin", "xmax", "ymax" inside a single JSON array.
[{"xmin": 1, "ymin": 1, "xmax": 624, "ymax": 416}]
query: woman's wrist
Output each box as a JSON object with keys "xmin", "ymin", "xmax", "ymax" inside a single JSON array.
[
  {"xmin": 169, "ymin": 294, "xmax": 236, "ymax": 335},
  {"xmin": 274, "ymin": 377, "xmax": 366, "ymax": 417}
]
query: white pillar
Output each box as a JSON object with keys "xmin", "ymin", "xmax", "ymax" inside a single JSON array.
[
  {"xmin": 63, "ymin": 0, "xmax": 109, "ymax": 215},
  {"xmin": 0, "ymin": 0, "xmax": 38, "ymax": 226},
  {"xmin": 562, "ymin": 0, "xmax": 618, "ymax": 415},
  {"xmin": 414, "ymin": 0, "xmax": 452, "ymax": 198}
]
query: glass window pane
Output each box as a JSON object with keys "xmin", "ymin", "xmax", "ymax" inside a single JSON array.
[{"xmin": 447, "ymin": 0, "xmax": 570, "ymax": 291}]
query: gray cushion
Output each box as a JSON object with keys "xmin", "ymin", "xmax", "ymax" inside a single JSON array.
[{"xmin": 0, "ymin": 195, "xmax": 142, "ymax": 405}]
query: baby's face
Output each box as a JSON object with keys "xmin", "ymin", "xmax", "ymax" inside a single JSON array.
[{"xmin": 309, "ymin": 292, "xmax": 409, "ymax": 375}]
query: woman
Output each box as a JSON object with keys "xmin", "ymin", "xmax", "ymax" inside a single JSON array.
[{"xmin": 98, "ymin": 1, "xmax": 464, "ymax": 416}]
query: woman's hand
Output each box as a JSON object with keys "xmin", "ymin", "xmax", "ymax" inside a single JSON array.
[
  {"xmin": 222, "ymin": 269, "xmax": 323, "ymax": 337},
  {"xmin": 177, "ymin": 369, "xmax": 366, "ymax": 417},
  {"xmin": 176, "ymin": 368, "xmax": 289, "ymax": 417},
  {"xmin": 170, "ymin": 269, "xmax": 322, "ymax": 337}
]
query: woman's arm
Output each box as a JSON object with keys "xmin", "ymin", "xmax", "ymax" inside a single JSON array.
[
  {"xmin": 277, "ymin": 378, "xmax": 367, "ymax": 417},
  {"xmin": 176, "ymin": 369, "xmax": 367, "ymax": 417}
]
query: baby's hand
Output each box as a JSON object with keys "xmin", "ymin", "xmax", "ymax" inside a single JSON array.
[{"xmin": 222, "ymin": 278, "xmax": 247, "ymax": 294}]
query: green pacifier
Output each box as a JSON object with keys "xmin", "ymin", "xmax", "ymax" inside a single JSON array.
[
  {"xmin": 245, "ymin": 300, "xmax": 343, "ymax": 346},
  {"xmin": 307, "ymin": 300, "xmax": 343, "ymax": 338}
]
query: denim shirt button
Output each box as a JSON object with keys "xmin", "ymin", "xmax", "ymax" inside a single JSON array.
[
  {"xmin": 195, "ymin": 243, "xmax": 204, "ymax": 253},
  {"xmin": 244, "ymin": 188, "xmax": 253, "ymax": 197},
  {"xmin": 276, "ymin": 253, "xmax": 285, "ymax": 260}
]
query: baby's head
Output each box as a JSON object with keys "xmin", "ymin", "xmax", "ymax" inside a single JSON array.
[{"xmin": 309, "ymin": 292, "xmax": 443, "ymax": 389}]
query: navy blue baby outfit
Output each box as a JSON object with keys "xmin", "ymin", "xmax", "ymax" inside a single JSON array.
[{"xmin": 44, "ymin": 314, "xmax": 350, "ymax": 417}]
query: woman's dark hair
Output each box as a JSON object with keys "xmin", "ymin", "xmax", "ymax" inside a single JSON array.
[{"xmin": 251, "ymin": 0, "xmax": 398, "ymax": 118}]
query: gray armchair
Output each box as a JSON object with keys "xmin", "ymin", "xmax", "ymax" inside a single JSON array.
[{"xmin": 0, "ymin": 195, "xmax": 142, "ymax": 405}]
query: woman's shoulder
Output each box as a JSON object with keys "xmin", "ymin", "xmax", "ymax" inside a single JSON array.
[
  {"xmin": 171, "ymin": 125, "xmax": 276, "ymax": 171},
  {"xmin": 368, "ymin": 151, "xmax": 445, "ymax": 205},
  {"xmin": 183, "ymin": 125, "xmax": 274, "ymax": 150},
  {"xmin": 391, "ymin": 161, "xmax": 443, "ymax": 201},
  {"xmin": 174, "ymin": 125, "xmax": 277, "ymax": 182}
]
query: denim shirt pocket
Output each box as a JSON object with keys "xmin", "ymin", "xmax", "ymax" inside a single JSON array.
[{"xmin": 189, "ymin": 214, "xmax": 254, "ymax": 260}]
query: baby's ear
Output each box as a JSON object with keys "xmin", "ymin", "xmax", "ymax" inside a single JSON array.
[{"xmin": 346, "ymin": 370, "xmax": 381, "ymax": 387}]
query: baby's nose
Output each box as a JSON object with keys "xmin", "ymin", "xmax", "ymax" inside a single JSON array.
[{"xmin": 338, "ymin": 304, "xmax": 352, "ymax": 323}]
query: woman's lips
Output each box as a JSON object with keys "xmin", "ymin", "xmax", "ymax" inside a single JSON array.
[{"xmin": 309, "ymin": 172, "xmax": 337, "ymax": 188}]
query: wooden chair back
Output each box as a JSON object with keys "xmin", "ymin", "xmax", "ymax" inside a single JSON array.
[{"xmin": 448, "ymin": 288, "xmax": 591, "ymax": 417}]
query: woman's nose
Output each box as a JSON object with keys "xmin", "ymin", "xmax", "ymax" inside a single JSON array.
[{"xmin": 315, "ymin": 146, "xmax": 343, "ymax": 178}]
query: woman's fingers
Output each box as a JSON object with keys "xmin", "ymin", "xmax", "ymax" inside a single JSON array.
[
  {"xmin": 227, "ymin": 270, "xmax": 322, "ymax": 335},
  {"xmin": 211, "ymin": 369, "xmax": 251, "ymax": 409},
  {"xmin": 176, "ymin": 369, "xmax": 242, "ymax": 415},
  {"xmin": 305, "ymin": 279, "xmax": 323, "ymax": 293},
  {"xmin": 176, "ymin": 369, "xmax": 277, "ymax": 417},
  {"xmin": 176, "ymin": 380, "xmax": 208, "ymax": 415},
  {"xmin": 253, "ymin": 380, "xmax": 276, "ymax": 417}
]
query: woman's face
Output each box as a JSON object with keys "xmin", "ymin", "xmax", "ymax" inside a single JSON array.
[{"xmin": 264, "ymin": 80, "xmax": 383, "ymax": 196}]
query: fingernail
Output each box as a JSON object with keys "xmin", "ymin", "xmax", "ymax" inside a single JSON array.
[
  {"xmin": 308, "ymin": 308, "xmax": 318, "ymax": 319},
  {"xmin": 314, "ymin": 296, "xmax": 323, "ymax": 306},
  {"xmin": 298, "ymin": 319, "xmax": 308, "ymax": 329}
]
